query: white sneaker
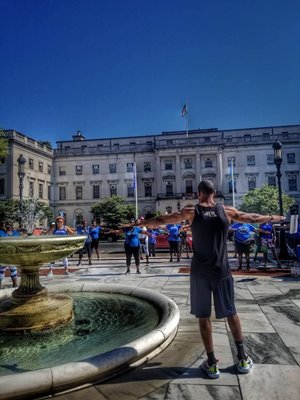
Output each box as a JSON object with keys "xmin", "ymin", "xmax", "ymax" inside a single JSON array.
[
  {"xmin": 237, "ymin": 356, "xmax": 253, "ymax": 374},
  {"xmin": 47, "ymin": 271, "xmax": 53, "ymax": 277},
  {"xmin": 64, "ymin": 270, "xmax": 71, "ymax": 275},
  {"xmin": 200, "ymin": 359, "xmax": 220, "ymax": 379}
]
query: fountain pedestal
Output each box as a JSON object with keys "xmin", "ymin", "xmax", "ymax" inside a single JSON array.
[{"xmin": 0, "ymin": 235, "xmax": 86, "ymax": 332}]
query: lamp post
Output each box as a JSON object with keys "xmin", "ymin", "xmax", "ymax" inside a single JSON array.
[
  {"xmin": 17, "ymin": 154, "xmax": 26, "ymax": 228},
  {"xmin": 272, "ymin": 140, "xmax": 288, "ymax": 259}
]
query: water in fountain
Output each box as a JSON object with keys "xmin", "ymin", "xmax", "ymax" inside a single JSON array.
[{"xmin": 0, "ymin": 292, "xmax": 159, "ymax": 375}]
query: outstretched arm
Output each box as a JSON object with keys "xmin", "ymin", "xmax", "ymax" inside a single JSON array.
[
  {"xmin": 141, "ymin": 206, "xmax": 195, "ymax": 229},
  {"xmin": 224, "ymin": 206, "xmax": 285, "ymax": 224}
]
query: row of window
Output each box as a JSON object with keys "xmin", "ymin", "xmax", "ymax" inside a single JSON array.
[
  {"xmin": 58, "ymin": 153, "xmax": 297, "ymax": 177},
  {"xmin": 27, "ymin": 159, "xmax": 51, "ymax": 174},
  {"xmin": 58, "ymin": 182, "xmax": 153, "ymax": 201},
  {"xmin": 229, "ymin": 175, "xmax": 298, "ymax": 192}
]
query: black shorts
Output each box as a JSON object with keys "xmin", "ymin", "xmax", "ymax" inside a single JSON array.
[
  {"xmin": 190, "ymin": 275, "xmax": 236, "ymax": 319},
  {"xmin": 235, "ymin": 241, "xmax": 251, "ymax": 255}
]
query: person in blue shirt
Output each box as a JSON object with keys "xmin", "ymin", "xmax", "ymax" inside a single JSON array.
[
  {"xmin": 0, "ymin": 220, "xmax": 19, "ymax": 289},
  {"xmin": 230, "ymin": 223, "xmax": 256, "ymax": 271},
  {"xmin": 166, "ymin": 223, "xmax": 182, "ymax": 262},
  {"xmin": 89, "ymin": 220, "xmax": 103, "ymax": 260},
  {"xmin": 256, "ymin": 222, "xmax": 279, "ymax": 268},
  {"xmin": 148, "ymin": 228, "xmax": 158, "ymax": 257},
  {"xmin": 47, "ymin": 216, "xmax": 75, "ymax": 276},
  {"xmin": 124, "ymin": 221, "xmax": 145, "ymax": 274},
  {"xmin": 76, "ymin": 220, "xmax": 93, "ymax": 266}
]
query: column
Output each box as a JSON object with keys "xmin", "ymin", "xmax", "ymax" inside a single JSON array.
[{"xmin": 175, "ymin": 154, "xmax": 181, "ymax": 193}]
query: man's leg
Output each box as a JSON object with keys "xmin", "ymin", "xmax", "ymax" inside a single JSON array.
[
  {"xmin": 199, "ymin": 317, "xmax": 220, "ymax": 378},
  {"xmin": 227, "ymin": 314, "xmax": 253, "ymax": 373}
]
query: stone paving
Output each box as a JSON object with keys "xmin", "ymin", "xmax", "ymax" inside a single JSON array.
[{"xmin": 3, "ymin": 249, "xmax": 300, "ymax": 400}]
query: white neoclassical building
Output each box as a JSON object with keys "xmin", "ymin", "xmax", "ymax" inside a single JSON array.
[{"xmin": 1, "ymin": 124, "xmax": 299, "ymax": 226}]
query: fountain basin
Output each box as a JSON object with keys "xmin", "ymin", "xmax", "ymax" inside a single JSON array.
[
  {"xmin": 0, "ymin": 282, "xmax": 180, "ymax": 400},
  {"xmin": 0, "ymin": 235, "xmax": 86, "ymax": 332}
]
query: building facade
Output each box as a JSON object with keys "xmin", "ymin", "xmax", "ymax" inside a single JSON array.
[{"xmin": 2, "ymin": 125, "xmax": 299, "ymax": 227}]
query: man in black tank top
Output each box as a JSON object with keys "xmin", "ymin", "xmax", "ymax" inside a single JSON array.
[{"xmin": 143, "ymin": 180, "xmax": 284, "ymax": 379}]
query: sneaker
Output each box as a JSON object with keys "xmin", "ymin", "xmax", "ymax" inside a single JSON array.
[
  {"xmin": 200, "ymin": 360, "xmax": 220, "ymax": 379},
  {"xmin": 136, "ymin": 270, "xmax": 141, "ymax": 274},
  {"xmin": 64, "ymin": 270, "xmax": 71, "ymax": 276},
  {"xmin": 125, "ymin": 269, "xmax": 130, "ymax": 275},
  {"xmin": 237, "ymin": 357, "xmax": 253, "ymax": 374},
  {"xmin": 47, "ymin": 271, "xmax": 53, "ymax": 277},
  {"xmin": 77, "ymin": 262, "xmax": 81, "ymax": 266}
]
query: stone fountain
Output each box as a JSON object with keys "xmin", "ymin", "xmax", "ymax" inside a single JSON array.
[{"xmin": 0, "ymin": 235, "xmax": 86, "ymax": 332}]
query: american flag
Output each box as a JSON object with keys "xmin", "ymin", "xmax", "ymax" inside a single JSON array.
[{"xmin": 181, "ymin": 104, "xmax": 188, "ymax": 117}]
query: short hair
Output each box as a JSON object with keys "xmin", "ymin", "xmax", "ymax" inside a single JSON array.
[{"xmin": 197, "ymin": 180, "xmax": 215, "ymax": 195}]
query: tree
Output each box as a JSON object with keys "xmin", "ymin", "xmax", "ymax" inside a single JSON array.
[
  {"xmin": 0, "ymin": 129, "xmax": 8, "ymax": 158},
  {"xmin": 0, "ymin": 199, "xmax": 53, "ymax": 228},
  {"xmin": 239, "ymin": 185, "xmax": 295, "ymax": 215},
  {"xmin": 91, "ymin": 196, "xmax": 136, "ymax": 227}
]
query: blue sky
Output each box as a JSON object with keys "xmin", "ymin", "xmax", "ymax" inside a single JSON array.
[{"xmin": 1, "ymin": 0, "xmax": 299, "ymax": 145}]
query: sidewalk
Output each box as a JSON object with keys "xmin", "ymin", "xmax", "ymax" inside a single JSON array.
[{"xmin": 31, "ymin": 253, "xmax": 300, "ymax": 399}]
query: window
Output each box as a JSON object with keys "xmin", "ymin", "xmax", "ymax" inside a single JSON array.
[
  {"xmin": 0, "ymin": 178, "xmax": 4, "ymax": 195},
  {"xmin": 113, "ymin": 143, "xmax": 119, "ymax": 150},
  {"xmin": 288, "ymin": 175, "xmax": 297, "ymax": 191},
  {"xmin": 109, "ymin": 163, "xmax": 116, "ymax": 173},
  {"xmin": 48, "ymin": 185, "xmax": 51, "ymax": 200},
  {"xmin": 262, "ymin": 132, "xmax": 270, "ymax": 139},
  {"xmin": 247, "ymin": 155, "xmax": 255, "ymax": 166},
  {"xmin": 39, "ymin": 183, "xmax": 43, "ymax": 199},
  {"xmin": 127, "ymin": 183, "xmax": 134, "ymax": 198},
  {"xmin": 75, "ymin": 165, "xmax": 82, "ymax": 175},
  {"xmin": 59, "ymin": 186, "xmax": 66, "ymax": 201},
  {"xmin": 227, "ymin": 157, "xmax": 236, "ymax": 167},
  {"xmin": 93, "ymin": 185, "xmax": 100, "ymax": 199},
  {"xmin": 144, "ymin": 162, "xmax": 151, "ymax": 172},
  {"xmin": 205, "ymin": 158, "xmax": 213, "ymax": 168},
  {"xmin": 59, "ymin": 166, "xmax": 66, "ymax": 176},
  {"xmin": 268, "ymin": 176, "xmax": 276, "ymax": 186},
  {"xmin": 165, "ymin": 161, "xmax": 173, "ymax": 170},
  {"xmin": 166, "ymin": 181, "xmax": 173, "ymax": 195},
  {"xmin": 127, "ymin": 163, "xmax": 134, "ymax": 173},
  {"xmin": 166, "ymin": 206, "xmax": 172, "ymax": 214},
  {"xmin": 185, "ymin": 180, "xmax": 193, "ymax": 194},
  {"xmin": 29, "ymin": 181, "xmax": 34, "ymax": 197},
  {"xmin": 29, "ymin": 158, "xmax": 34, "ymax": 169},
  {"xmin": 97, "ymin": 144, "xmax": 103, "ymax": 151},
  {"xmin": 130, "ymin": 142, "xmax": 136, "ymax": 149},
  {"xmin": 144, "ymin": 182, "xmax": 152, "ymax": 197},
  {"xmin": 92, "ymin": 165, "xmax": 99, "ymax": 174},
  {"xmin": 47, "ymin": 164, "xmax": 51, "ymax": 175},
  {"xmin": 76, "ymin": 186, "xmax": 83, "ymax": 200},
  {"xmin": 81, "ymin": 145, "xmax": 87, "ymax": 153},
  {"xmin": 146, "ymin": 141, "xmax": 153, "ymax": 146},
  {"xmin": 244, "ymin": 134, "xmax": 251, "ymax": 142},
  {"xmin": 204, "ymin": 137, "xmax": 211, "ymax": 143},
  {"xmin": 184, "ymin": 158, "xmax": 192, "ymax": 169},
  {"xmin": 110, "ymin": 184, "xmax": 117, "ymax": 196},
  {"xmin": 38, "ymin": 162, "xmax": 43, "ymax": 172},
  {"xmin": 287, "ymin": 153, "xmax": 295, "ymax": 164},
  {"xmin": 267, "ymin": 154, "xmax": 274, "ymax": 164},
  {"xmin": 228, "ymin": 178, "xmax": 237, "ymax": 193},
  {"xmin": 166, "ymin": 139, "xmax": 173, "ymax": 146},
  {"xmin": 248, "ymin": 177, "xmax": 256, "ymax": 191},
  {"xmin": 0, "ymin": 157, "xmax": 5, "ymax": 164}
]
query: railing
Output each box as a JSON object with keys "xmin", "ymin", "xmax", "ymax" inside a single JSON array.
[{"xmin": 54, "ymin": 132, "xmax": 300, "ymax": 156}]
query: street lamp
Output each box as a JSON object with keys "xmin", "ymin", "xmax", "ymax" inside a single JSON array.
[
  {"xmin": 17, "ymin": 154, "xmax": 26, "ymax": 227},
  {"xmin": 272, "ymin": 140, "xmax": 288, "ymax": 259}
]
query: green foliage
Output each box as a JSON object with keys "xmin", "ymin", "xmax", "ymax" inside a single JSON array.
[
  {"xmin": 0, "ymin": 199, "xmax": 19, "ymax": 222},
  {"xmin": 239, "ymin": 185, "xmax": 295, "ymax": 215},
  {"xmin": 0, "ymin": 129, "xmax": 8, "ymax": 158},
  {"xmin": 91, "ymin": 196, "xmax": 136, "ymax": 227}
]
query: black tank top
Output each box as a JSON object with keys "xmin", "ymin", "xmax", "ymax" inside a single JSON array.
[{"xmin": 191, "ymin": 203, "xmax": 231, "ymax": 280}]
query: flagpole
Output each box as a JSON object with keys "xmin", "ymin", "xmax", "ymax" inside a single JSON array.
[
  {"xmin": 186, "ymin": 107, "xmax": 189, "ymax": 138},
  {"xmin": 231, "ymin": 158, "xmax": 235, "ymax": 208},
  {"xmin": 134, "ymin": 162, "xmax": 138, "ymax": 219}
]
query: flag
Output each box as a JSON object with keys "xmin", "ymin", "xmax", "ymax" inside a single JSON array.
[
  {"xmin": 133, "ymin": 163, "xmax": 137, "ymax": 191},
  {"xmin": 181, "ymin": 104, "xmax": 188, "ymax": 117}
]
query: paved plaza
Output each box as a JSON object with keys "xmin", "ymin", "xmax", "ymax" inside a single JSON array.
[{"xmin": 2, "ymin": 246, "xmax": 300, "ymax": 400}]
